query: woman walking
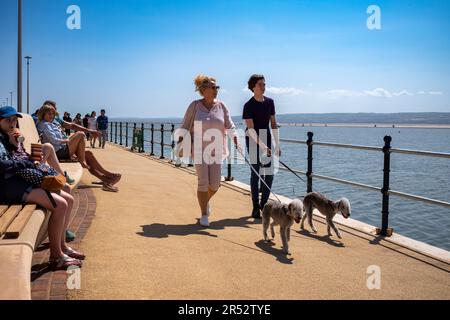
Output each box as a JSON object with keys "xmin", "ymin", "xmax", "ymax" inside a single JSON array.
[{"xmin": 177, "ymin": 75, "xmax": 240, "ymax": 227}]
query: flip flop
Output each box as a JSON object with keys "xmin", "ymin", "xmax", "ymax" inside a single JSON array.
[{"xmin": 102, "ymin": 183, "xmax": 119, "ymax": 192}]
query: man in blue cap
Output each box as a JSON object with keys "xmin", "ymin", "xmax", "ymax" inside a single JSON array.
[{"xmin": 0, "ymin": 106, "xmax": 23, "ymax": 120}]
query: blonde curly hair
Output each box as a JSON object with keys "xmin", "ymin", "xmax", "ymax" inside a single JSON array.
[{"xmin": 194, "ymin": 75, "xmax": 216, "ymax": 96}]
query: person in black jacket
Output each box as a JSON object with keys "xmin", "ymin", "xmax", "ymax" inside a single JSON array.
[{"xmin": 0, "ymin": 106, "xmax": 84, "ymax": 270}]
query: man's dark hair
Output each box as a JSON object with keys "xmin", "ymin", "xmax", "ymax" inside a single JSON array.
[
  {"xmin": 101, "ymin": 109, "xmax": 106, "ymax": 113},
  {"xmin": 248, "ymin": 74, "xmax": 265, "ymax": 92}
]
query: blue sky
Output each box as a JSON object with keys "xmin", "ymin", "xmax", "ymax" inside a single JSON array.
[{"xmin": 0, "ymin": 0, "xmax": 449, "ymax": 118}]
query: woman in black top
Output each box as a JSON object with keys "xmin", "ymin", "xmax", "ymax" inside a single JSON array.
[{"xmin": 242, "ymin": 75, "xmax": 281, "ymax": 219}]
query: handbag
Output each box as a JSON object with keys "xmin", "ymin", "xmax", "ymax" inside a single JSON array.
[
  {"xmin": 16, "ymin": 163, "xmax": 66, "ymax": 192},
  {"xmin": 13, "ymin": 142, "xmax": 66, "ymax": 193}
]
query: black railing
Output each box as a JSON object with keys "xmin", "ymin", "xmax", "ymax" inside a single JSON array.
[
  {"xmin": 108, "ymin": 124, "xmax": 450, "ymax": 237},
  {"xmin": 278, "ymin": 132, "xmax": 450, "ymax": 236},
  {"xmin": 109, "ymin": 122, "xmax": 177, "ymax": 161}
]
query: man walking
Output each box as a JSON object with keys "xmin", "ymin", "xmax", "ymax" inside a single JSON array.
[
  {"xmin": 97, "ymin": 109, "xmax": 109, "ymax": 149},
  {"xmin": 243, "ymin": 74, "xmax": 281, "ymax": 219}
]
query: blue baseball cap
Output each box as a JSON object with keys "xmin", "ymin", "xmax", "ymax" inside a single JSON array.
[{"xmin": 0, "ymin": 106, "xmax": 22, "ymax": 119}]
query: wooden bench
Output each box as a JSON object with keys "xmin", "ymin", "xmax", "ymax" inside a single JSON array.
[{"xmin": 0, "ymin": 114, "xmax": 83, "ymax": 300}]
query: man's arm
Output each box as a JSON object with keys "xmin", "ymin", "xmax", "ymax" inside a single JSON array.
[
  {"xmin": 270, "ymin": 115, "xmax": 281, "ymax": 157},
  {"xmin": 245, "ymin": 119, "xmax": 269, "ymax": 152}
]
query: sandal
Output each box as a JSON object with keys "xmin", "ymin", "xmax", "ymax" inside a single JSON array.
[
  {"xmin": 102, "ymin": 183, "xmax": 119, "ymax": 192},
  {"xmin": 64, "ymin": 247, "xmax": 86, "ymax": 260},
  {"xmin": 49, "ymin": 255, "xmax": 82, "ymax": 271}
]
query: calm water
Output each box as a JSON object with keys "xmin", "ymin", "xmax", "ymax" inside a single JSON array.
[{"xmin": 115, "ymin": 120, "xmax": 450, "ymax": 251}]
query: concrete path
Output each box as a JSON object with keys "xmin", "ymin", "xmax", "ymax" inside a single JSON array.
[{"xmin": 68, "ymin": 144, "xmax": 450, "ymax": 300}]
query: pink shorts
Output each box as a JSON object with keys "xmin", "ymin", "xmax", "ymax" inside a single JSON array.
[{"xmin": 195, "ymin": 163, "xmax": 222, "ymax": 192}]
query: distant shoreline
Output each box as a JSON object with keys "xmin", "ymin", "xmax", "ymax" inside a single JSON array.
[{"xmin": 277, "ymin": 123, "xmax": 450, "ymax": 129}]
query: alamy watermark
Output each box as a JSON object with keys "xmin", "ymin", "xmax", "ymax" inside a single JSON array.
[
  {"xmin": 67, "ymin": 5, "xmax": 81, "ymax": 30},
  {"xmin": 173, "ymin": 124, "xmax": 281, "ymax": 175},
  {"xmin": 367, "ymin": 5, "xmax": 382, "ymax": 30},
  {"xmin": 366, "ymin": 265, "xmax": 381, "ymax": 290},
  {"xmin": 67, "ymin": 266, "xmax": 81, "ymax": 290}
]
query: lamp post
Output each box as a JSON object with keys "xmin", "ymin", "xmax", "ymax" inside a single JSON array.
[
  {"xmin": 25, "ymin": 56, "xmax": 32, "ymax": 114},
  {"xmin": 17, "ymin": 0, "xmax": 23, "ymax": 112},
  {"xmin": 10, "ymin": 92, "xmax": 13, "ymax": 107}
]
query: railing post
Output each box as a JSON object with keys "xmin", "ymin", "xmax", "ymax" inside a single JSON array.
[
  {"xmin": 171, "ymin": 124, "xmax": 175, "ymax": 162},
  {"xmin": 110, "ymin": 122, "xmax": 113, "ymax": 142},
  {"xmin": 119, "ymin": 122, "xmax": 123, "ymax": 146},
  {"xmin": 150, "ymin": 124, "xmax": 155, "ymax": 156},
  {"xmin": 381, "ymin": 136, "xmax": 392, "ymax": 236},
  {"xmin": 125, "ymin": 122, "xmax": 128, "ymax": 147},
  {"xmin": 306, "ymin": 132, "xmax": 314, "ymax": 193},
  {"xmin": 160, "ymin": 124, "xmax": 165, "ymax": 159},
  {"xmin": 114, "ymin": 122, "xmax": 118, "ymax": 144},
  {"xmin": 141, "ymin": 123, "xmax": 145, "ymax": 153},
  {"xmin": 225, "ymin": 137, "xmax": 234, "ymax": 181}
]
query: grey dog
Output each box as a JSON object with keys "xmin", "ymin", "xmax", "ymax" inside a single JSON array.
[
  {"xmin": 262, "ymin": 199, "xmax": 304, "ymax": 255},
  {"xmin": 301, "ymin": 192, "xmax": 351, "ymax": 239}
]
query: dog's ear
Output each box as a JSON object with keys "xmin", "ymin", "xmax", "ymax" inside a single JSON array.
[{"xmin": 283, "ymin": 204, "xmax": 289, "ymax": 215}]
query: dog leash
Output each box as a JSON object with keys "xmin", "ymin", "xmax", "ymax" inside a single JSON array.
[
  {"xmin": 236, "ymin": 148, "xmax": 282, "ymax": 203},
  {"xmin": 279, "ymin": 159, "xmax": 306, "ymax": 183}
]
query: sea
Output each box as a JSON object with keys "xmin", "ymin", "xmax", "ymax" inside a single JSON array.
[{"xmin": 112, "ymin": 114, "xmax": 450, "ymax": 251}]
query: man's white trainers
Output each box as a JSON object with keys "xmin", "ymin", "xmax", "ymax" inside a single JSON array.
[{"xmin": 199, "ymin": 215, "xmax": 210, "ymax": 227}]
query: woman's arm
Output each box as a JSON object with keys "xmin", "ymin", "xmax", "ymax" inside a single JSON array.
[{"xmin": 177, "ymin": 101, "xmax": 197, "ymax": 143}]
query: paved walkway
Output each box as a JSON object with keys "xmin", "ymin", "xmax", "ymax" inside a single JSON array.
[{"xmin": 68, "ymin": 144, "xmax": 450, "ymax": 300}]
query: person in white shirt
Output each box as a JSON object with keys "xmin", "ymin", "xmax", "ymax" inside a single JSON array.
[{"xmin": 88, "ymin": 111, "xmax": 97, "ymax": 148}]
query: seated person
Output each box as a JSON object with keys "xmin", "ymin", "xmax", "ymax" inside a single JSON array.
[
  {"xmin": 0, "ymin": 106, "xmax": 84, "ymax": 270},
  {"xmin": 37, "ymin": 104, "xmax": 121, "ymax": 192}
]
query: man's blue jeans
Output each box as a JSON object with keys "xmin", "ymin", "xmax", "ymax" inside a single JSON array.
[
  {"xmin": 250, "ymin": 161, "xmax": 274, "ymax": 210},
  {"xmin": 246, "ymin": 134, "xmax": 275, "ymax": 210}
]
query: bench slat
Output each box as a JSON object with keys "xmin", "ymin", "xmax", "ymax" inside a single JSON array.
[
  {"xmin": 0, "ymin": 206, "xmax": 9, "ymax": 219},
  {"xmin": 4, "ymin": 205, "xmax": 37, "ymax": 239},
  {"xmin": 0, "ymin": 206, "xmax": 23, "ymax": 237}
]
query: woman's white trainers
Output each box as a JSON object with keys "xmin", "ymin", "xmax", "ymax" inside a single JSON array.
[{"xmin": 199, "ymin": 215, "xmax": 210, "ymax": 227}]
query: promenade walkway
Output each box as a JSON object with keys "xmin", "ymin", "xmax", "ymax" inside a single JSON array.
[{"xmin": 68, "ymin": 144, "xmax": 450, "ymax": 300}]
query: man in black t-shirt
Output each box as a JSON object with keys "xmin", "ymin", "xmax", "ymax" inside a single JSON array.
[{"xmin": 243, "ymin": 74, "xmax": 281, "ymax": 219}]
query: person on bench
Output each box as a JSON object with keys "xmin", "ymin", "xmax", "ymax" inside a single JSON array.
[
  {"xmin": 37, "ymin": 104, "xmax": 121, "ymax": 192},
  {"xmin": 0, "ymin": 106, "xmax": 84, "ymax": 270}
]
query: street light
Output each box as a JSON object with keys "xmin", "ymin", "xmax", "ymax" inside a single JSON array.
[
  {"xmin": 25, "ymin": 56, "xmax": 32, "ymax": 114},
  {"xmin": 10, "ymin": 92, "xmax": 13, "ymax": 107},
  {"xmin": 17, "ymin": 0, "xmax": 22, "ymax": 112}
]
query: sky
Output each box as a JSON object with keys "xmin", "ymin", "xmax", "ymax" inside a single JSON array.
[{"xmin": 0, "ymin": 0, "xmax": 449, "ymax": 118}]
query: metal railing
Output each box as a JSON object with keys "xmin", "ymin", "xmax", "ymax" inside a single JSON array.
[
  {"xmin": 110, "ymin": 122, "xmax": 177, "ymax": 160},
  {"xmin": 280, "ymin": 133, "xmax": 450, "ymax": 236},
  {"xmin": 108, "ymin": 124, "xmax": 450, "ymax": 236}
]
